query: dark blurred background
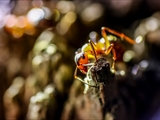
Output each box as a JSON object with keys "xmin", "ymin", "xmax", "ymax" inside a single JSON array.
[{"xmin": 1, "ymin": 0, "xmax": 160, "ymax": 120}]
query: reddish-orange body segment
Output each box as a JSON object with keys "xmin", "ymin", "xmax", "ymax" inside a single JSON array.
[{"xmin": 74, "ymin": 52, "xmax": 88, "ymax": 74}]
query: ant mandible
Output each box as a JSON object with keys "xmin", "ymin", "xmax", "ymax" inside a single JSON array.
[{"xmin": 74, "ymin": 27, "xmax": 135, "ymax": 77}]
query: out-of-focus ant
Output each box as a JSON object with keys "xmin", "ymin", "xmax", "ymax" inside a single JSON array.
[{"xmin": 74, "ymin": 27, "xmax": 135, "ymax": 76}]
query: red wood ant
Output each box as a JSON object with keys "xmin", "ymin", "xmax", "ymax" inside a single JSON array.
[
  {"xmin": 74, "ymin": 27, "xmax": 135, "ymax": 76},
  {"xmin": 74, "ymin": 27, "xmax": 136, "ymax": 108}
]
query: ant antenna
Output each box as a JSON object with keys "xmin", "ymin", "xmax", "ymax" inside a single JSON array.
[{"xmin": 89, "ymin": 40, "xmax": 98, "ymax": 61}]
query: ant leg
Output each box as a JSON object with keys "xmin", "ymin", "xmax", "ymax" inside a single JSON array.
[
  {"xmin": 101, "ymin": 27, "xmax": 111, "ymax": 50},
  {"xmin": 111, "ymin": 48, "xmax": 116, "ymax": 73},
  {"xmin": 89, "ymin": 40, "xmax": 98, "ymax": 61},
  {"xmin": 82, "ymin": 63, "xmax": 94, "ymax": 66},
  {"xmin": 102, "ymin": 27, "xmax": 135, "ymax": 44},
  {"xmin": 105, "ymin": 44, "xmax": 117, "ymax": 73},
  {"xmin": 74, "ymin": 67, "xmax": 97, "ymax": 88}
]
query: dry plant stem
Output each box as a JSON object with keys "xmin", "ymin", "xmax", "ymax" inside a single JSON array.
[
  {"xmin": 99, "ymin": 83, "xmax": 105, "ymax": 107},
  {"xmin": 91, "ymin": 57, "xmax": 118, "ymax": 118}
]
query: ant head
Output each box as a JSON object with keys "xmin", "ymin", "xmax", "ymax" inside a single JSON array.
[
  {"xmin": 74, "ymin": 52, "xmax": 88, "ymax": 74},
  {"xmin": 74, "ymin": 52, "xmax": 88, "ymax": 65}
]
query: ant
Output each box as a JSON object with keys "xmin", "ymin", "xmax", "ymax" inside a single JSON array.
[
  {"xmin": 74, "ymin": 27, "xmax": 135, "ymax": 107},
  {"xmin": 74, "ymin": 27, "xmax": 135, "ymax": 76},
  {"xmin": 74, "ymin": 27, "xmax": 136, "ymax": 90}
]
